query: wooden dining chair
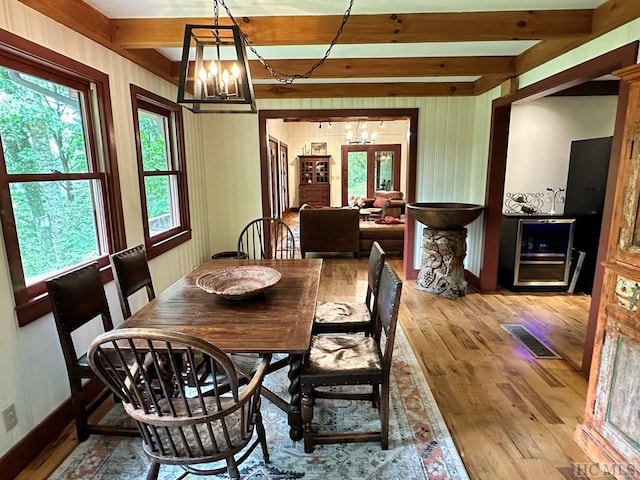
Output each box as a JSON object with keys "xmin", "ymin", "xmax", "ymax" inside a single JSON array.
[
  {"xmin": 110, "ymin": 244, "xmax": 155, "ymax": 319},
  {"xmin": 88, "ymin": 328, "xmax": 272, "ymax": 480},
  {"xmin": 313, "ymin": 241, "xmax": 386, "ymax": 335},
  {"xmin": 237, "ymin": 217, "xmax": 296, "ymax": 259},
  {"xmin": 46, "ymin": 262, "xmax": 138, "ymax": 442},
  {"xmin": 300, "ymin": 262, "xmax": 403, "ymax": 453}
]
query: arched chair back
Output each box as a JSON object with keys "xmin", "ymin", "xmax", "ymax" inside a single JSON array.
[
  {"xmin": 237, "ymin": 217, "xmax": 295, "ymax": 259},
  {"xmin": 110, "ymin": 244, "xmax": 155, "ymax": 319},
  {"xmin": 88, "ymin": 328, "xmax": 272, "ymax": 480},
  {"xmin": 46, "ymin": 262, "xmax": 138, "ymax": 441}
]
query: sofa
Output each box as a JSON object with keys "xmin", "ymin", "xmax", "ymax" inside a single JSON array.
[
  {"xmin": 359, "ymin": 221, "xmax": 404, "ymax": 255},
  {"xmin": 299, "ymin": 205, "xmax": 360, "ymax": 258},
  {"xmin": 299, "ymin": 204, "xmax": 404, "ymax": 257}
]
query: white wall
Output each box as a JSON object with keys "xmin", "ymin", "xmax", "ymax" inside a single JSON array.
[
  {"xmin": 504, "ymin": 96, "xmax": 618, "ymax": 214},
  {"xmin": 267, "ymin": 119, "xmax": 409, "ymax": 208}
]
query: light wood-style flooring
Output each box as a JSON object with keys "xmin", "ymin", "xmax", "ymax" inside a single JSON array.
[{"xmin": 18, "ymin": 256, "xmax": 603, "ymax": 480}]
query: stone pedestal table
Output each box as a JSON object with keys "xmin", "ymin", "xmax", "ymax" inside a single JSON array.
[{"xmin": 416, "ymin": 227, "xmax": 468, "ymax": 299}]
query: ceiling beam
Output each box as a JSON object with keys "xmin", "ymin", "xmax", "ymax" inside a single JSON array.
[
  {"xmin": 18, "ymin": 0, "xmax": 112, "ymax": 46},
  {"xmin": 516, "ymin": 0, "xmax": 640, "ymax": 75},
  {"xmin": 472, "ymin": 75, "xmax": 515, "ymax": 95},
  {"xmin": 248, "ymin": 57, "xmax": 514, "ymax": 79},
  {"xmin": 170, "ymin": 56, "xmax": 515, "ymax": 81},
  {"xmin": 253, "ymin": 82, "xmax": 474, "ymax": 99},
  {"xmin": 17, "ymin": 0, "xmax": 176, "ymax": 84},
  {"xmin": 111, "ymin": 10, "xmax": 593, "ymax": 49}
]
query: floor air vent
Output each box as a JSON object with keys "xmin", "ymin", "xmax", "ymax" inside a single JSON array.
[{"xmin": 501, "ymin": 324, "xmax": 561, "ymax": 359}]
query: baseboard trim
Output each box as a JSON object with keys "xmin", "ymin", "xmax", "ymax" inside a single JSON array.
[
  {"xmin": 0, "ymin": 379, "xmax": 103, "ymax": 480},
  {"xmin": 574, "ymin": 423, "xmax": 629, "ymax": 470},
  {"xmin": 465, "ymin": 270, "xmax": 480, "ymax": 290}
]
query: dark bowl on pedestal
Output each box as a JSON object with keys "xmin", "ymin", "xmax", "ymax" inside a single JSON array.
[{"xmin": 407, "ymin": 202, "xmax": 485, "ymax": 230}]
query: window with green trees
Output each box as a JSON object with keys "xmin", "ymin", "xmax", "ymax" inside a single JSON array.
[
  {"xmin": 0, "ymin": 32, "xmax": 125, "ymax": 326},
  {"xmin": 130, "ymin": 85, "xmax": 190, "ymax": 258},
  {"xmin": 0, "ymin": 66, "xmax": 105, "ymax": 284}
]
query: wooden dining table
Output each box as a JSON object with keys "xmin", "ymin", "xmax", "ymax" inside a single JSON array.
[{"xmin": 117, "ymin": 257, "xmax": 323, "ymax": 441}]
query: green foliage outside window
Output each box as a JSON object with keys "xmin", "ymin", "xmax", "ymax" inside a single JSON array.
[
  {"xmin": 0, "ymin": 66, "xmax": 100, "ymax": 283},
  {"xmin": 347, "ymin": 151, "xmax": 367, "ymax": 198},
  {"xmin": 137, "ymin": 111, "xmax": 177, "ymax": 233}
]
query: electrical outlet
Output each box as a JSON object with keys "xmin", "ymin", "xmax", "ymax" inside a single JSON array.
[{"xmin": 2, "ymin": 404, "xmax": 17, "ymax": 431}]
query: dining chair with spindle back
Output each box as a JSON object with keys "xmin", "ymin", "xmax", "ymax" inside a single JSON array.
[
  {"xmin": 88, "ymin": 327, "xmax": 272, "ymax": 480},
  {"xmin": 237, "ymin": 217, "xmax": 296, "ymax": 259}
]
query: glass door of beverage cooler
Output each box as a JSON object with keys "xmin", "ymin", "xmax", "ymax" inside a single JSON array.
[{"xmin": 514, "ymin": 218, "xmax": 575, "ymax": 286}]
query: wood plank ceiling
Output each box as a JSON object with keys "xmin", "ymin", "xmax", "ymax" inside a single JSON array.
[{"xmin": 16, "ymin": 0, "xmax": 640, "ymax": 99}]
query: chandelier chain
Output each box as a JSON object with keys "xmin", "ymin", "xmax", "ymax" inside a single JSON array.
[{"xmin": 215, "ymin": 0, "xmax": 355, "ymax": 84}]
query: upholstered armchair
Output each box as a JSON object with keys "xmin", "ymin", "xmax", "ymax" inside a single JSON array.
[{"xmin": 363, "ymin": 191, "xmax": 405, "ymax": 218}]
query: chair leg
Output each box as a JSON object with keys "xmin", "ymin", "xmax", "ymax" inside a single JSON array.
[
  {"xmin": 227, "ymin": 456, "xmax": 240, "ymax": 480},
  {"xmin": 69, "ymin": 379, "xmax": 89, "ymax": 442},
  {"xmin": 301, "ymin": 385, "xmax": 315, "ymax": 453},
  {"xmin": 146, "ymin": 461, "xmax": 160, "ymax": 480},
  {"xmin": 380, "ymin": 381, "xmax": 390, "ymax": 450},
  {"xmin": 255, "ymin": 411, "xmax": 270, "ymax": 463}
]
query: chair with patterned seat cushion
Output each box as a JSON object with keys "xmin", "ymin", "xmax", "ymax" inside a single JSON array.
[
  {"xmin": 313, "ymin": 241, "xmax": 385, "ymax": 335},
  {"xmin": 88, "ymin": 327, "xmax": 272, "ymax": 480},
  {"xmin": 46, "ymin": 262, "xmax": 139, "ymax": 442},
  {"xmin": 300, "ymin": 262, "xmax": 403, "ymax": 453}
]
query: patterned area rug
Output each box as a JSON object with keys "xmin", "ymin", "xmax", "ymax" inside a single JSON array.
[{"xmin": 51, "ymin": 327, "xmax": 469, "ymax": 480}]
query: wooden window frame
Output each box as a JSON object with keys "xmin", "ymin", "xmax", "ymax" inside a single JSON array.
[
  {"xmin": 130, "ymin": 84, "xmax": 191, "ymax": 259},
  {"xmin": 0, "ymin": 29, "xmax": 126, "ymax": 326},
  {"xmin": 340, "ymin": 144, "xmax": 402, "ymax": 205}
]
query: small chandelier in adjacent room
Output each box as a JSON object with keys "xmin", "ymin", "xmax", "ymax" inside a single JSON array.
[
  {"xmin": 177, "ymin": 1, "xmax": 255, "ymax": 113},
  {"xmin": 346, "ymin": 120, "xmax": 378, "ymax": 144},
  {"xmin": 177, "ymin": 0, "xmax": 355, "ymax": 114}
]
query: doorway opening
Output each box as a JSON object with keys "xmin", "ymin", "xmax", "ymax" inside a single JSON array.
[
  {"xmin": 483, "ymin": 41, "xmax": 639, "ymax": 375},
  {"xmin": 258, "ymin": 108, "xmax": 418, "ymax": 279}
]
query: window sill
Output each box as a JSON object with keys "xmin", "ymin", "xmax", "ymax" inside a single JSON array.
[{"xmin": 146, "ymin": 229, "xmax": 192, "ymax": 260}]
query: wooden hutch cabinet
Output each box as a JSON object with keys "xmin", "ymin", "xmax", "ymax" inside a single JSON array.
[
  {"xmin": 575, "ymin": 63, "xmax": 640, "ymax": 478},
  {"xmin": 298, "ymin": 155, "xmax": 330, "ymax": 206}
]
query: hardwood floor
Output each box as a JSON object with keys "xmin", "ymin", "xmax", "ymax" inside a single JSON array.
[
  {"xmin": 319, "ymin": 256, "xmax": 602, "ymax": 480},
  {"xmin": 17, "ymin": 256, "xmax": 604, "ymax": 480}
]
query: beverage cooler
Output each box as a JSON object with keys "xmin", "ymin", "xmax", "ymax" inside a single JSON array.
[{"xmin": 499, "ymin": 216, "xmax": 575, "ymax": 289}]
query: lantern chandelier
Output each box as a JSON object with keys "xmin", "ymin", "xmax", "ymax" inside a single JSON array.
[{"xmin": 177, "ymin": 0, "xmax": 355, "ymax": 113}]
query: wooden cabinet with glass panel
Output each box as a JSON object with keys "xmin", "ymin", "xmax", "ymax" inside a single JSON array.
[{"xmin": 299, "ymin": 155, "xmax": 330, "ymax": 207}]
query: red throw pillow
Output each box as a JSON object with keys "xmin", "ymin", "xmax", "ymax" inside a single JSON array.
[
  {"xmin": 375, "ymin": 216, "xmax": 404, "ymax": 225},
  {"xmin": 373, "ymin": 196, "xmax": 386, "ymax": 208}
]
